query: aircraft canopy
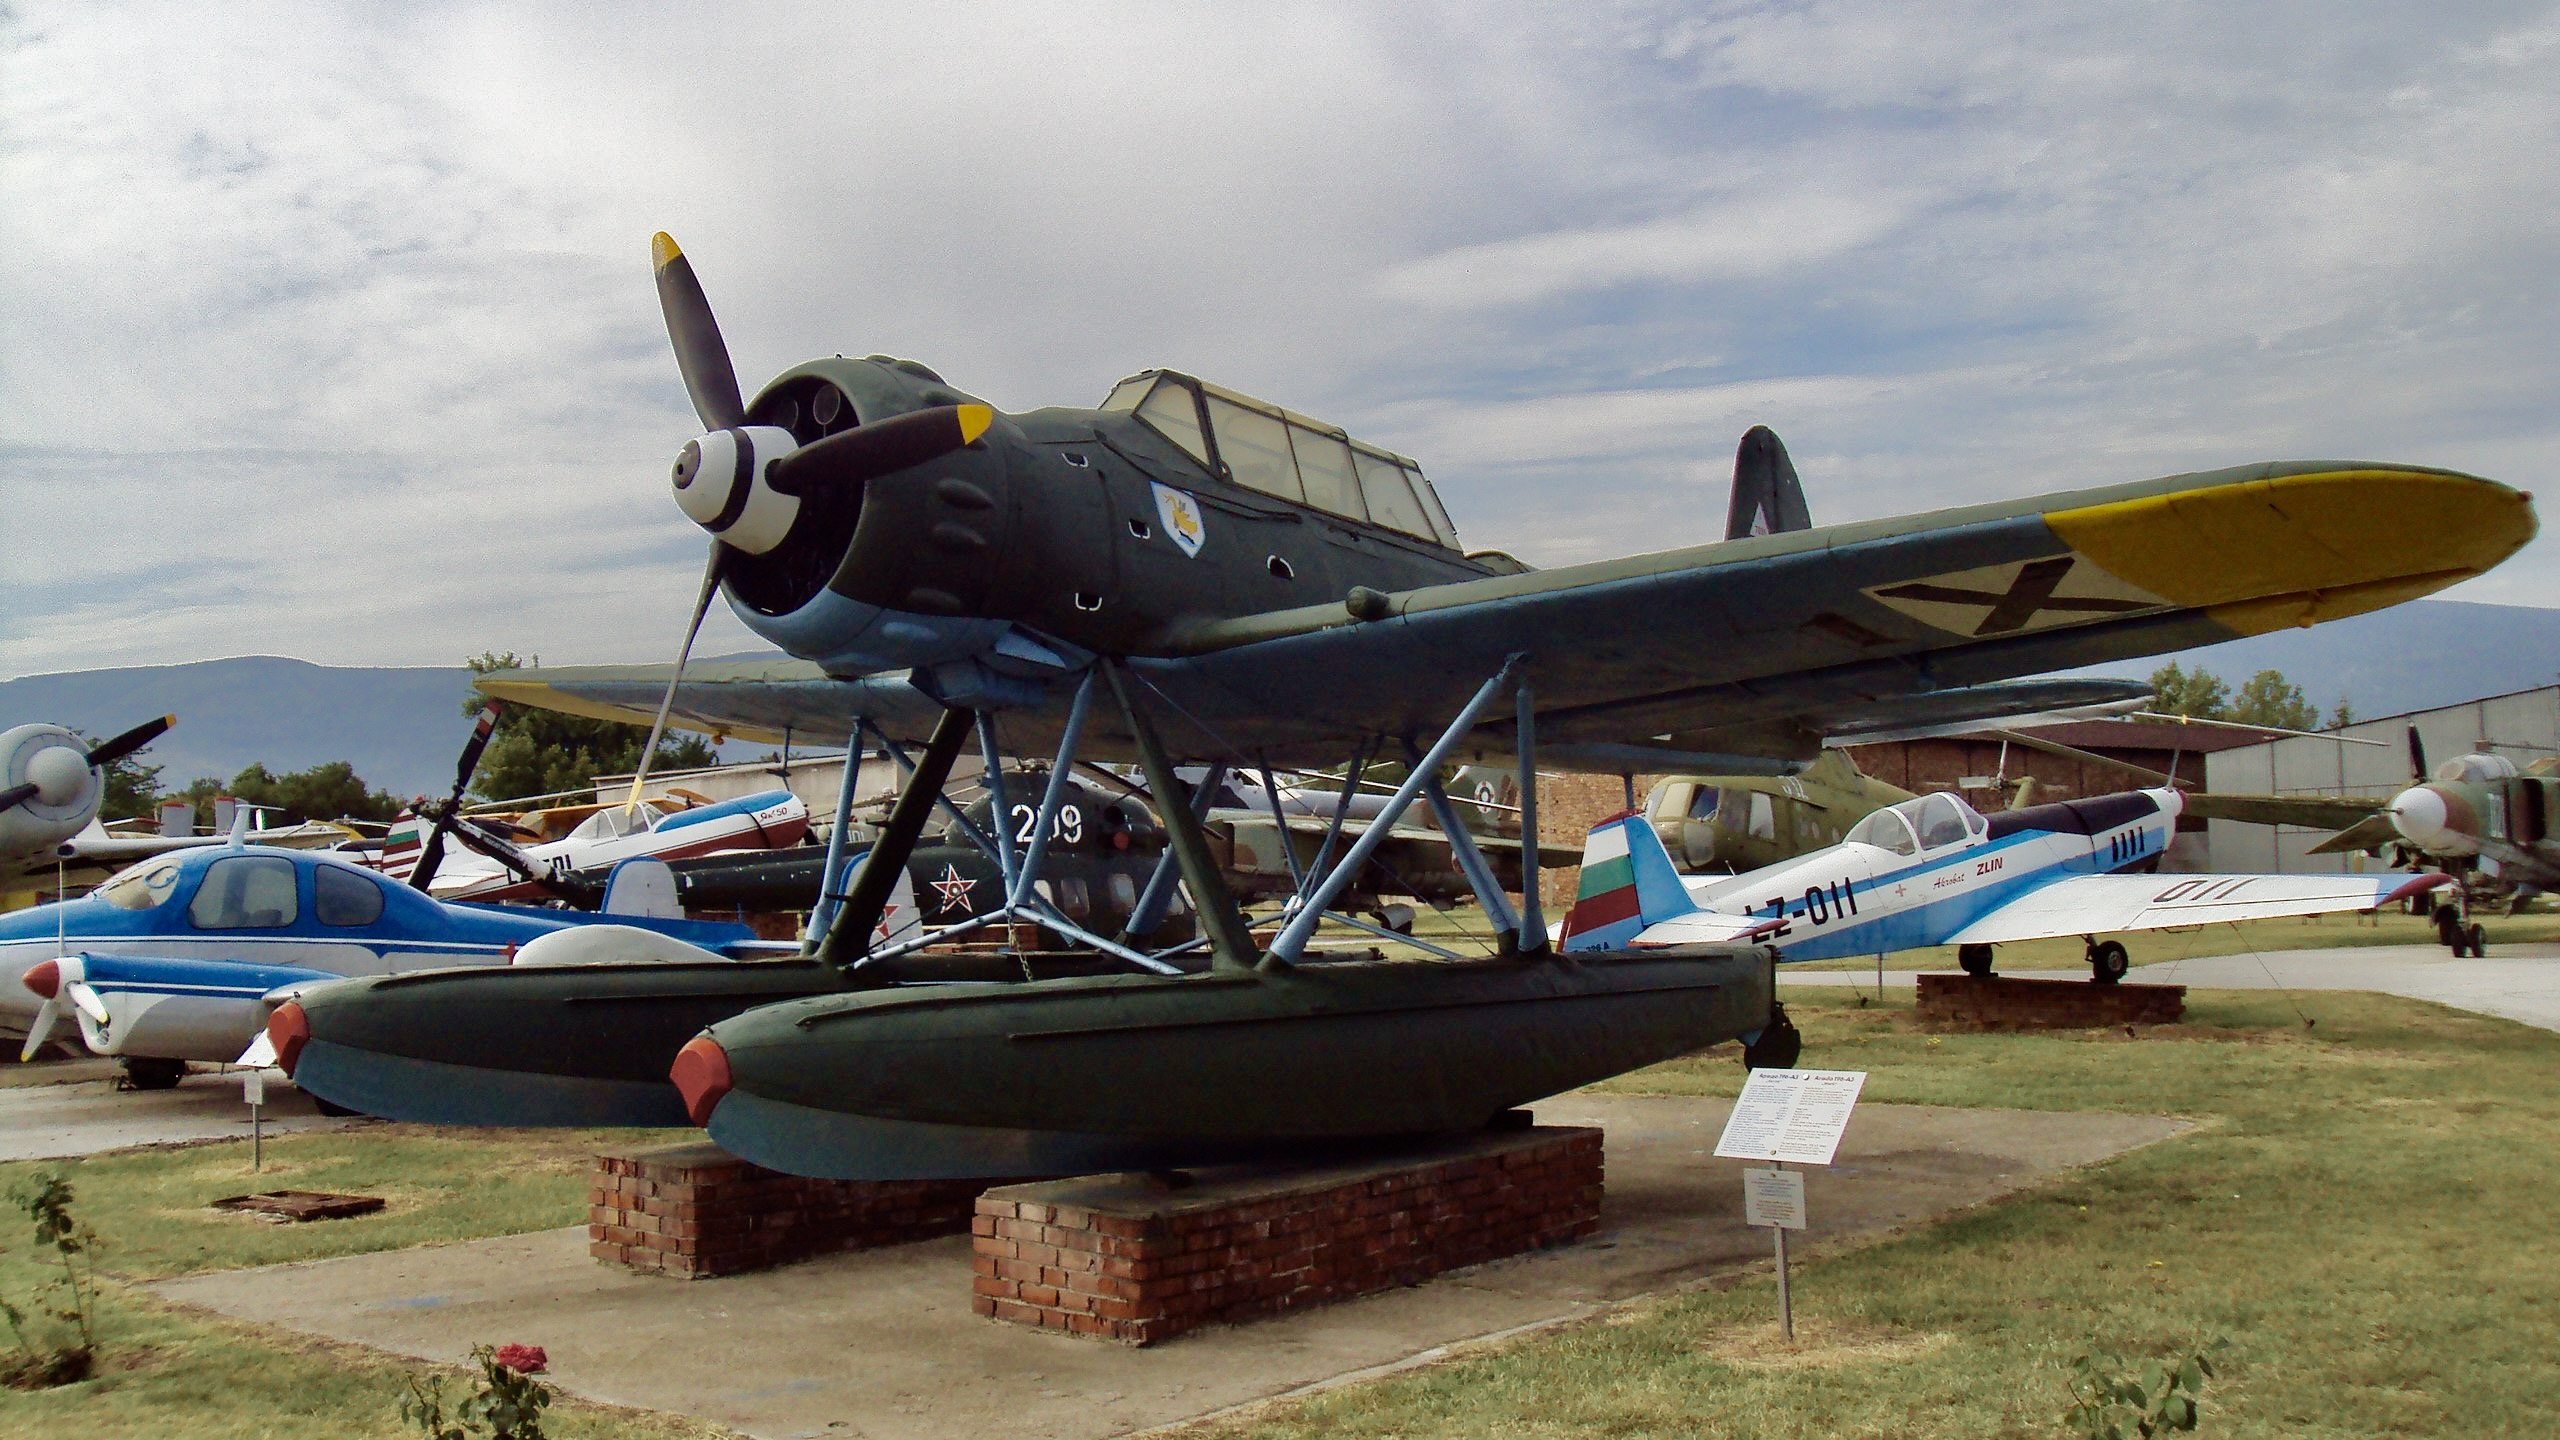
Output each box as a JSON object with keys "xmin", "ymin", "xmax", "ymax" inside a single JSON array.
[{"xmin": 1104, "ymin": 370, "xmax": 1461, "ymax": 548}]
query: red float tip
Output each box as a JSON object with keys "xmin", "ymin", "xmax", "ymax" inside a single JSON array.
[
  {"xmin": 21, "ymin": 960, "xmax": 58, "ymax": 1000},
  {"xmin": 267, "ymin": 1002, "xmax": 310, "ymax": 1076},
  {"xmin": 671, "ymin": 1035, "xmax": 732, "ymax": 1128}
]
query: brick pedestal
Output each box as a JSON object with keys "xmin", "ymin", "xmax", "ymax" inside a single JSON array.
[
  {"xmin": 590, "ymin": 1143, "xmax": 992, "ymax": 1278},
  {"xmin": 971, "ymin": 1124, "xmax": 1604, "ymax": 1345},
  {"xmin": 1918, "ymin": 973, "xmax": 2184, "ymax": 1030}
]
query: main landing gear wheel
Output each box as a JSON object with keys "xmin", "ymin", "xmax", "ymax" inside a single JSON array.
[
  {"xmin": 2087, "ymin": 940, "xmax": 2130, "ymax": 985},
  {"xmin": 1957, "ymin": 944, "xmax": 1995, "ymax": 979},
  {"xmin": 2434, "ymin": 904, "xmax": 2466, "ymax": 954},
  {"xmin": 117, "ymin": 1057, "xmax": 186, "ymax": 1091},
  {"xmin": 2464, "ymin": 923, "xmax": 2487, "ymax": 958},
  {"xmin": 1743, "ymin": 1005, "xmax": 1803, "ymax": 1070}
]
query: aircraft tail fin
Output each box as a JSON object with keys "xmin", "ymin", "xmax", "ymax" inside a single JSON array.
[
  {"xmin": 1724, "ymin": 425, "xmax": 1813, "ymax": 540},
  {"xmin": 1559, "ymin": 810, "xmax": 1699, "ymax": 951}
]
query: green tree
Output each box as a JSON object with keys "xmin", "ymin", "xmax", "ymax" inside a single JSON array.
[
  {"xmin": 2326, "ymin": 697, "xmax": 2355, "ymax": 730},
  {"xmin": 167, "ymin": 762, "xmax": 401, "ymax": 826},
  {"xmin": 462, "ymin": 652, "xmax": 716, "ymax": 804},
  {"xmin": 2146, "ymin": 661, "xmax": 2231, "ymax": 720},
  {"xmin": 2228, "ymin": 669, "xmax": 2318, "ymax": 730},
  {"xmin": 96, "ymin": 751, "xmax": 163, "ymax": 823}
]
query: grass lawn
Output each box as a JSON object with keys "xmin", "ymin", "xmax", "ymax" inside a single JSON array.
[
  {"xmin": 1194, "ymin": 990, "xmax": 2560, "ymax": 1439},
  {"xmin": 4, "ymin": 987, "xmax": 2555, "ymax": 1437},
  {"xmin": 0, "ymin": 1124, "xmax": 726, "ymax": 1438}
]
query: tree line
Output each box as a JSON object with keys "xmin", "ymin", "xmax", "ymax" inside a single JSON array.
[
  {"xmin": 2145, "ymin": 662, "xmax": 2349, "ymax": 731},
  {"xmin": 89, "ymin": 651, "xmax": 715, "ymax": 826}
]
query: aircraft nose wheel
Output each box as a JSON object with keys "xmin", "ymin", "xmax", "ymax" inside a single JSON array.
[
  {"xmin": 116, "ymin": 1057, "xmax": 187, "ymax": 1092},
  {"xmin": 2086, "ymin": 940, "xmax": 2130, "ymax": 985},
  {"xmin": 1743, "ymin": 1004, "xmax": 1803, "ymax": 1070}
]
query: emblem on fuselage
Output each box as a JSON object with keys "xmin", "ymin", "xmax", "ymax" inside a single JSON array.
[{"xmin": 1152, "ymin": 482, "xmax": 1207, "ymax": 557}]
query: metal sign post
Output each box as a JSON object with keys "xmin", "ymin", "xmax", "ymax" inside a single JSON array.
[
  {"xmin": 1717, "ymin": 1068, "xmax": 1865, "ymax": 1341},
  {"xmin": 244, "ymin": 1069, "xmax": 265, "ymax": 1172}
]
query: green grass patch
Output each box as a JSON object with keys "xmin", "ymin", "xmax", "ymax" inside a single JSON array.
[
  {"xmin": 1195, "ymin": 990, "xmax": 2560, "ymax": 1438},
  {"xmin": 0, "ymin": 1125, "xmax": 718, "ymax": 1438}
]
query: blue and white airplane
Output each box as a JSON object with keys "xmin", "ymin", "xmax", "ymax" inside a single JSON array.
[
  {"xmin": 2, "ymin": 837, "xmax": 786, "ymax": 1087},
  {"xmin": 1561, "ymin": 787, "xmax": 2448, "ymax": 982}
]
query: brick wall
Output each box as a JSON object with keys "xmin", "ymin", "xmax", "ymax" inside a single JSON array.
[
  {"xmin": 1536, "ymin": 773, "xmax": 1655, "ymax": 908},
  {"xmin": 970, "ymin": 1124, "xmax": 1603, "ymax": 1345},
  {"xmin": 589, "ymin": 1142, "xmax": 997, "ymax": 1278},
  {"xmin": 1917, "ymin": 974, "xmax": 2185, "ymax": 1030}
]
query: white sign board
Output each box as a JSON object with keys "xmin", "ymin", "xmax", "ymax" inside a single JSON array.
[
  {"xmin": 1743, "ymin": 1167, "xmax": 1806, "ymax": 1229},
  {"xmin": 242, "ymin": 1071, "xmax": 266, "ymax": 1106},
  {"xmin": 1714, "ymin": 1068, "xmax": 1867, "ymax": 1166}
]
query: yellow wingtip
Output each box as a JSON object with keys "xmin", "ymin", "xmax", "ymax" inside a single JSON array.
[
  {"xmin": 651, "ymin": 232, "xmax": 682, "ymax": 270},
  {"xmin": 957, "ymin": 404, "xmax": 994, "ymax": 444}
]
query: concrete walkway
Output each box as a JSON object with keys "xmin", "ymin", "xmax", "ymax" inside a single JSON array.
[
  {"xmin": 1779, "ymin": 941, "xmax": 2560, "ymax": 1033},
  {"xmin": 0, "ymin": 1065, "xmax": 348, "ymax": 1161},
  {"xmin": 154, "ymin": 1094, "xmax": 2184, "ymax": 1440}
]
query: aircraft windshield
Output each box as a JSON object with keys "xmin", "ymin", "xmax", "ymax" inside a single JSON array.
[
  {"xmin": 1845, "ymin": 807, "xmax": 1917, "ymax": 856},
  {"xmin": 1912, "ymin": 793, "xmax": 1977, "ymax": 849},
  {"xmin": 96, "ymin": 855, "xmax": 188, "ymax": 911},
  {"xmin": 1107, "ymin": 371, "xmax": 1460, "ymax": 547}
]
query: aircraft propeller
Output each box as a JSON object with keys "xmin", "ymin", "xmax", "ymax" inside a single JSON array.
[
  {"xmin": 2407, "ymin": 724, "xmax": 2429, "ymax": 783},
  {"xmin": 0, "ymin": 715, "xmax": 173, "ymax": 815},
  {"xmin": 18, "ymin": 959, "xmax": 106, "ymax": 1063},
  {"xmin": 409, "ymin": 703, "xmax": 503, "ymax": 892},
  {"xmin": 631, "ymin": 233, "xmax": 994, "ymax": 805}
]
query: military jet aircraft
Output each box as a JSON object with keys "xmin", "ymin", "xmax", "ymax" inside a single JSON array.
[
  {"xmin": 2311, "ymin": 733, "xmax": 2559, "ymax": 950},
  {"xmin": 267, "ymin": 233, "xmax": 2532, "ymax": 1176},
  {"xmin": 1563, "ymin": 787, "xmax": 2447, "ymax": 981}
]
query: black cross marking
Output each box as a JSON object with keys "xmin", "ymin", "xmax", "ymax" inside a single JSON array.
[{"xmin": 1875, "ymin": 556, "xmax": 2151, "ymax": 637}]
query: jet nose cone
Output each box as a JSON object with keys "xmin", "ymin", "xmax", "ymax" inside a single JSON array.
[
  {"xmin": 21, "ymin": 960, "xmax": 59, "ymax": 1000},
  {"xmin": 2388, "ymin": 785, "xmax": 2464, "ymax": 850},
  {"xmin": 671, "ymin": 1035, "xmax": 733, "ymax": 1128}
]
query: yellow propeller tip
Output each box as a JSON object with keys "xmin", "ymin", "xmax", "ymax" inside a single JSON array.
[
  {"xmin": 651, "ymin": 232, "xmax": 683, "ymax": 269},
  {"xmin": 957, "ymin": 404, "xmax": 994, "ymax": 444}
]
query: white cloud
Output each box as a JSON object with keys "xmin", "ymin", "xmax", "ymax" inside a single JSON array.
[{"xmin": 3, "ymin": 0, "xmax": 2554, "ymax": 684}]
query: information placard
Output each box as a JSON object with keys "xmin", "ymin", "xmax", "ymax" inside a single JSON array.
[
  {"xmin": 1713, "ymin": 1068, "xmax": 1867, "ymax": 1166},
  {"xmin": 242, "ymin": 1071, "xmax": 266, "ymax": 1107},
  {"xmin": 1742, "ymin": 1167, "xmax": 1805, "ymax": 1229}
]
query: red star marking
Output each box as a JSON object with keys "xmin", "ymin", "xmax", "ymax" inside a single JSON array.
[{"xmin": 931, "ymin": 863, "xmax": 979, "ymax": 913}]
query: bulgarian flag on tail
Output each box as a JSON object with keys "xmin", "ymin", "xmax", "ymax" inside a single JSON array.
[{"xmin": 1560, "ymin": 808, "xmax": 1710, "ymax": 952}]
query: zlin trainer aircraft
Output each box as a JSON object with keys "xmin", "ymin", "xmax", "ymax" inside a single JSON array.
[
  {"xmin": 273, "ymin": 233, "xmax": 2532, "ymax": 1181},
  {"xmin": 1560, "ymin": 788, "xmax": 2449, "ymax": 983}
]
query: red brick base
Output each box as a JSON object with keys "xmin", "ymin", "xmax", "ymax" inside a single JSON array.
[
  {"xmin": 970, "ymin": 1124, "xmax": 1604, "ymax": 1345},
  {"xmin": 1917, "ymin": 973, "xmax": 2185, "ymax": 1030},
  {"xmin": 589, "ymin": 1143, "xmax": 993, "ymax": 1278}
]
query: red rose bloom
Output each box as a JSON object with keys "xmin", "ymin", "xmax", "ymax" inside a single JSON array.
[{"xmin": 491, "ymin": 1343, "xmax": 548, "ymax": 1374}]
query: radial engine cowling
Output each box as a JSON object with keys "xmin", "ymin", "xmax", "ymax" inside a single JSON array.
[{"xmin": 0, "ymin": 724, "xmax": 103, "ymax": 861}]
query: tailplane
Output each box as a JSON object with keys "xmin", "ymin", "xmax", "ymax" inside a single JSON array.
[
  {"xmin": 1724, "ymin": 425, "xmax": 1813, "ymax": 540},
  {"xmin": 1559, "ymin": 809, "xmax": 1700, "ymax": 951}
]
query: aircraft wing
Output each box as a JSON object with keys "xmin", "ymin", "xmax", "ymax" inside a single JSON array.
[
  {"xmin": 2306, "ymin": 814, "xmax": 2405, "ymax": 857},
  {"xmin": 2181, "ymin": 794, "xmax": 2385, "ymax": 831},
  {"xmin": 480, "ymin": 463, "xmax": 2531, "ymax": 772},
  {"xmin": 1941, "ymin": 870, "xmax": 2447, "ymax": 946}
]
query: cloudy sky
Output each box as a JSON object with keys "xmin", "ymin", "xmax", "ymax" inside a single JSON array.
[{"xmin": 5, "ymin": 1, "xmax": 2555, "ymax": 680}]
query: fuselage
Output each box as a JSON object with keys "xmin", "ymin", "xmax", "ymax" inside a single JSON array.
[
  {"xmin": 0, "ymin": 843, "xmax": 751, "ymax": 1053},
  {"xmin": 1647, "ymin": 789, "xmax": 2183, "ymax": 961}
]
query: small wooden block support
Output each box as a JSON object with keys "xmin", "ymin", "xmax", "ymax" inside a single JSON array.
[
  {"xmin": 971, "ymin": 1123, "xmax": 1605, "ymax": 1345},
  {"xmin": 589, "ymin": 1142, "xmax": 994, "ymax": 1278},
  {"xmin": 1917, "ymin": 973, "xmax": 2185, "ymax": 1030},
  {"xmin": 209, "ymin": 1190, "xmax": 386, "ymax": 1222}
]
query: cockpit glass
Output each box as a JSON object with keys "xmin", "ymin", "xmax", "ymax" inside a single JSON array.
[
  {"xmin": 97, "ymin": 856, "xmax": 188, "ymax": 911},
  {"xmin": 1847, "ymin": 808, "xmax": 1917, "ymax": 856},
  {"xmin": 1913, "ymin": 793, "xmax": 1972, "ymax": 849},
  {"xmin": 1352, "ymin": 447, "xmax": 1433, "ymax": 538},
  {"xmin": 1134, "ymin": 381, "xmax": 1212, "ymax": 467},
  {"xmin": 1203, "ymin": 395, "xmax": 1304, "ymax": 503},
  {"xmin": 1409, "ymin": 467, "xmax": 1460, "ymax": 546},
  {"xmin": 1288, "ymin": 425, "xmax": 1365, "ymax": 520},
  {"xmin": 1100, "ymin": 377, "xmax": 1151, "ymax": 411},
  {"xmin": 188, "ymin": 855, "xmax": 300, "ymax": 930}
]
